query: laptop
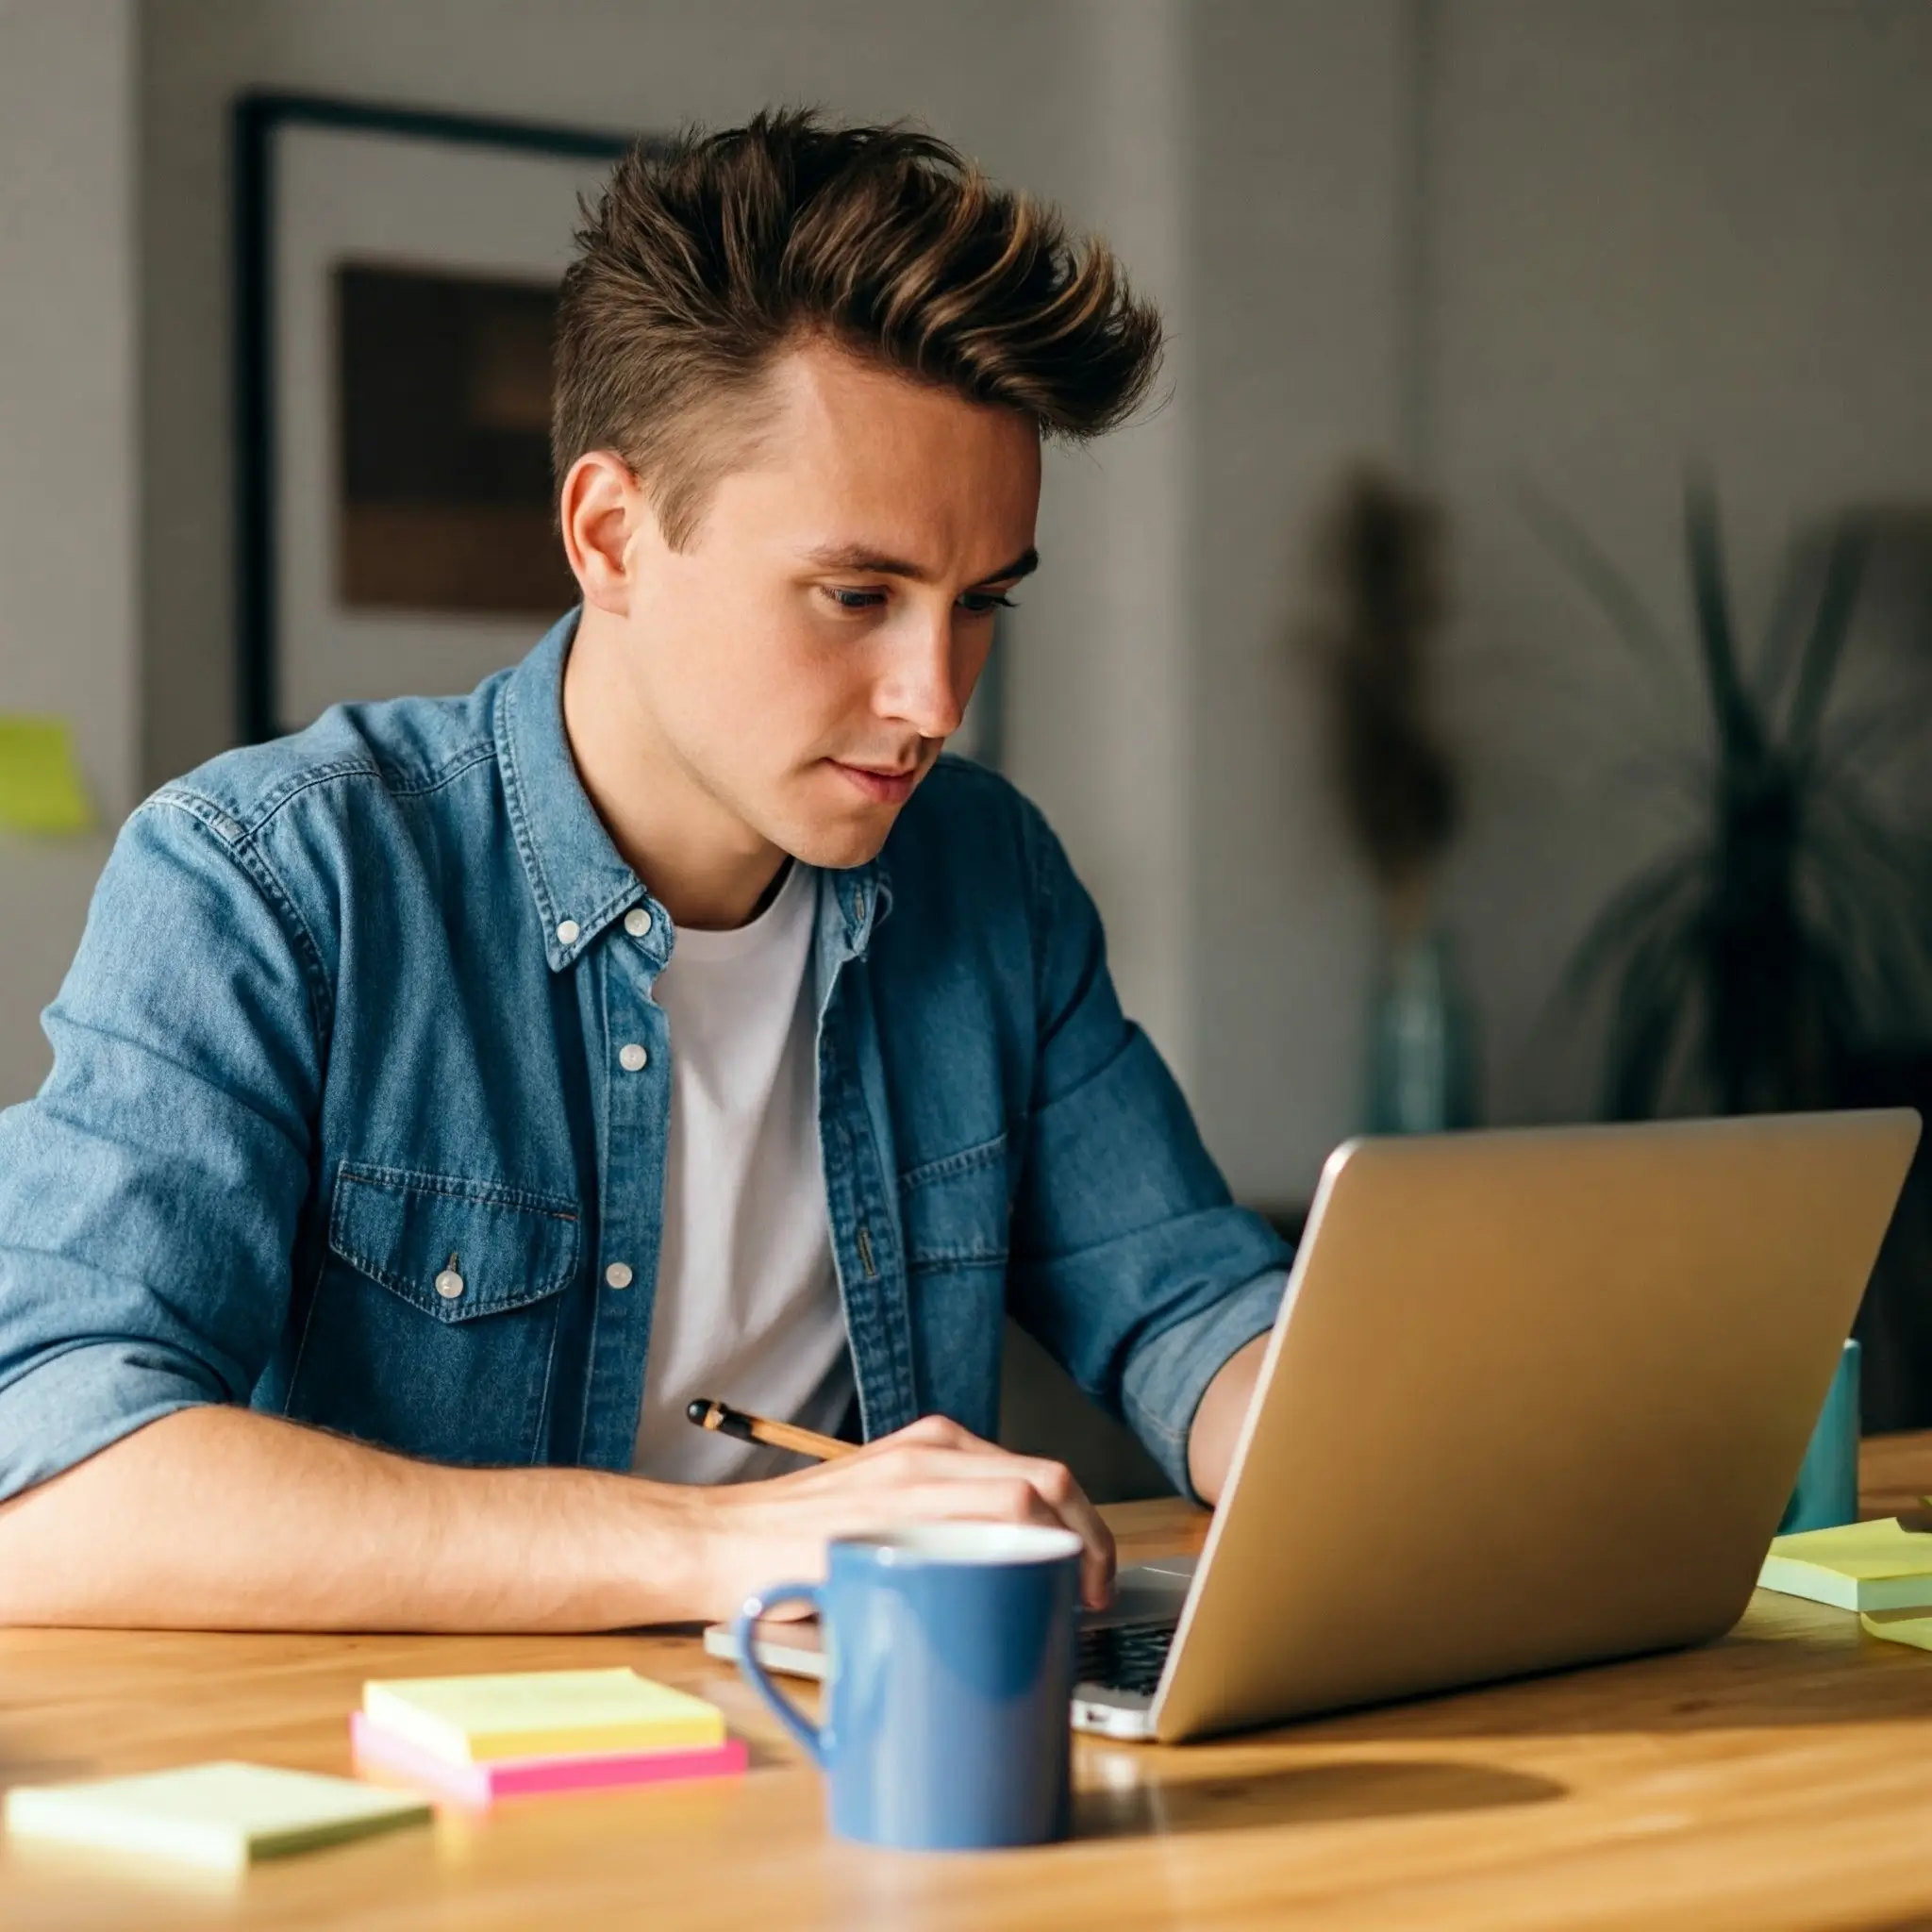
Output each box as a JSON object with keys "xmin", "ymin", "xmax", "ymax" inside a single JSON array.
[{"xmin": 711, "ymin": 1109, "xmax": 1921, "ymax": 1742}]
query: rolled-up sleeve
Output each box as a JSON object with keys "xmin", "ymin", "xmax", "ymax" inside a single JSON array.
[
  {"xmin": 0, "ymin": 793, "xmax": 323, "ymax": 1499},
  {"xmin": 1006, "ymin": 805, "xmax": 1292, "ymax": 1499}
]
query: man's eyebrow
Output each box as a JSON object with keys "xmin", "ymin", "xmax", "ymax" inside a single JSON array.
[{"xmin": 802, "ymin": 543, "xmax": 1041, "ymax": 587}]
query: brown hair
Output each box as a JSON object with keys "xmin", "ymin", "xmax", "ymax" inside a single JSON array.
[{"xmin": 552, "ymin": 108, "xmax": 1164, "ymax": 547}]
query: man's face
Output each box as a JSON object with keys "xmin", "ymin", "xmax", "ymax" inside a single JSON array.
[{"xmin": 609, "ymin": 342, "xmax": 1041, "ymax": 871}]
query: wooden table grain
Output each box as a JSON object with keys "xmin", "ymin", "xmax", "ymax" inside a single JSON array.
[{"xmin": 8, "ymin": 1446, "xmax": 1932, "ymax": 1929}]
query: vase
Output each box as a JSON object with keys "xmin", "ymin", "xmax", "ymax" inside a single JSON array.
[{"xmin": 1366, "ymin": 922, "xmax": 1478, "ymax": 1135}]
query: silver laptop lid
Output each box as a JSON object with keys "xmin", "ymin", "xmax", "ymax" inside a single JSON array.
[{"xmin": 1151, "ymin": 1109, "xmax": 1921, "ymax": 1742}]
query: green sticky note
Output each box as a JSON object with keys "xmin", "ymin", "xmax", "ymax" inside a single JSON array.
[
  {"xmin": 3, "ymin": 1761, "xmax": 431, "ymax": 1872},
  {"xmin": 0, "ymin": 714, "xmax": 95, "ymax": 833},
  {"xmin": 1759, "ymin": 1517, "xmax": 1932, "ymax": 1611}
]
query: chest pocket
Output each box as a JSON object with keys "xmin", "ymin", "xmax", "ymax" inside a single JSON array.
[
  {"xmin": 284, "ymin": 1163, "xmax": 581, "ymax": 1465},
  {"xmin": 327, "ymin": 1165, "xmax": 580, "ymax": 1320},
  {"xmin": 898, "ymin": 1133, "xmax": 1012, "ymax": 1273},
  {"xmin": 896, "ymin": 1131, "xmax": 1013, "ymax": 1438}
]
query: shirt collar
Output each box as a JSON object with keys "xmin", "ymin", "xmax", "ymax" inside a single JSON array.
[
  {"xmin": 496, "ymin": 609, "xmax": 894, "ymax": 974},
  {"xmin": 496, "ymin": 609, "xmax": 643, "ymax": 972}
]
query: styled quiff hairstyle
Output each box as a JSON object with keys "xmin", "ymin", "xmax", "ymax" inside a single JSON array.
[{"xmin": 552, "ymin": 108, "xmax": 1164, "ymax": 547}]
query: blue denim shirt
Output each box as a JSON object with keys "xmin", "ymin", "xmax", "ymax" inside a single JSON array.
[{"xmin": 0, "ymin": 614, "xmax": 1289, "ymax": 1503}]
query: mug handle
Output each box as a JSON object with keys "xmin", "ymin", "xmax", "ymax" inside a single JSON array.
[{"xmin": 733, "ymin": 1583, "xmax": 829, "ymax": 1769}]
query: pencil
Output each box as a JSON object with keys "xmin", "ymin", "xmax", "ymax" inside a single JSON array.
[{"xmin": 685, "ymin": 1398, "xmax": 856, "ymax": 1462}]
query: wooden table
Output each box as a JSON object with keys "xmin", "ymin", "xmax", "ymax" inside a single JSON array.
[{"xmin": 9, "ymin": 1443, "xmax": 1932, "ymax": 1931}]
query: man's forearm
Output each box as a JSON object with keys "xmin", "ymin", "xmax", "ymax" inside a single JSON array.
[
  {"xmin": 1186, "ymin": 1332, "xmax": 1270, "ymax": 1504},
  {"xmin": 0, "ymin": 1406, "xmax": 706, "ymax": 1631}
]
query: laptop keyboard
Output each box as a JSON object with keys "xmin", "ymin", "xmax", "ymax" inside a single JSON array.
[{"xmin": 1078, "ymin": 1618, "xmax": 1177, "ymax": 1696}]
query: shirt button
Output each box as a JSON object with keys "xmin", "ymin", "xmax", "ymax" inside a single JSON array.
[
  {"xmin": 605, "ymin": 1261, "xmax": 634, "ymax": 1291},
  {"xmin": 625, "ymin": 908, "xmax": 652, "ymax": 939},
  {"xmin": 434, "ymin": 1268, "xmax": 465, "ymax": 1300},
  {"xmin": 618, "ymin": 1042, "xmax": 648, "ymax": 1073},
  {"xmin": 556, "ymin": 918, "xmax": 580, "ymax": 946}
]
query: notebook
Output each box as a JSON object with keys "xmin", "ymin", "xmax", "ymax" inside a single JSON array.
[
  {"xmin": 360, "ymin": 1668, "xmax": 725, "ymax": 1763},
  {"xmin": 3, "ymin": 1761, "xmax": 430, "ymax": 1873},
  {"xmin": 1757, "ymin": 1518, "xmax": 1932, "ymax": 1611},
  {"xmin": 350, "ymin": 1709, "xmax": 747, "ymax": 1804}
]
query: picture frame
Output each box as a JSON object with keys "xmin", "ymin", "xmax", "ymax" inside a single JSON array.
[{"xmin": 232, "ymin": 92, "xmax": 633, "ymax": 743}]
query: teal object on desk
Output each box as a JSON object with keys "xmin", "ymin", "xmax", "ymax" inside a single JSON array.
[{"xmin": 1780, "ymin": 1338, "xmax": 1861, "ymax": 1535}]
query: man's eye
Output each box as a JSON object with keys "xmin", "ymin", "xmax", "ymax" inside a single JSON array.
[
  {"xmin": 958, "ymin": 591, "xmax": 1018, "ymax": 616},
  {"xmin": 824, "ymin": 587, "xmax": 888, "ymax": 611}
]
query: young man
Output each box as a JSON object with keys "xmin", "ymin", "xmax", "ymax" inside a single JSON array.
[{"xmin": 0, "ymin": 112, "xmax": 1290, "ymax": 1630}]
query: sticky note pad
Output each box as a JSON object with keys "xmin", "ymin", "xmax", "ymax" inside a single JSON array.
[
  {"xmin": 351, "ymin": 1709, "xmax": 747, "ymax": 1804},
  {"xmin": 1758, "ymin": 1518, "xmax": 1932, "ymax": 1611},
  {"xmin": 361, "ymin": 1668, "xmax": 725, "ymax": 1764},
  {"xmin": 3, "ymin": 1761, "xmax": 430, "ymax": 1872},
  {"xmin": 0, "ymin": 715, "xmax": 94, "ymax": 834},
  {"xmin": 1860, "ymin": 1606, "xmax": 1932, "ymax": 1650}
]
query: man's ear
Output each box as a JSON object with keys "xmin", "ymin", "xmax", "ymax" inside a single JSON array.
[{"xmin": 558, "ymin": 450, "xmax": 645, "ymax": 616}]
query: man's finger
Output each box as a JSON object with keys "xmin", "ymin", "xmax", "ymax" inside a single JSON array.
[
  {"xmin": 1016, "ymin": 1457, "xmax": 1115, "ymax": 1607},
  {"xmin": 796, "ymin": 1428, "xmax": 1115, "ymax": 1609},
  {"xmin": 896, "ymin": 1460, "xmax": 1114, "ymax": 1609},
  {"xmin": 901, "ymin": 1447, "xmax": 1115, "ymax": 1603}
]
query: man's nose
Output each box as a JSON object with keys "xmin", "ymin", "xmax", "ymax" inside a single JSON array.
[{"xmin": 878, "ymin": 618, "xmax": 967, "ymax": 741}]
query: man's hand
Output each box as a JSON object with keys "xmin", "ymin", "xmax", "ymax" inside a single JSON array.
[{"xmin": 692, "ymin": 1414, "xmax": 1115, "ymax": 1618}]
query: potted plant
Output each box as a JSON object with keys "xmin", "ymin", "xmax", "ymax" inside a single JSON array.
[{"xmin": 1532, "ymin": 480, "xmax": 1932, "ymax": 1120}]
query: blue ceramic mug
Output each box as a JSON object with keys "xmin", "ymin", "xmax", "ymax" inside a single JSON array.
[{"xmin": 734, "ymin": 1523, "xmax": 1081, "ymax": 1851}]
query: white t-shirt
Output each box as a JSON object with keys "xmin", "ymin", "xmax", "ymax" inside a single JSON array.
[{"xmin": 630, "ymin": 860, "xmax": 854, "ymax": 1483}]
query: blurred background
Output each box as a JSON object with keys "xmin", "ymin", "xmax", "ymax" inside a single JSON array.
[{"xmin": 3, "ymin": 0, "xmax": 1929, "ymax": 1491}]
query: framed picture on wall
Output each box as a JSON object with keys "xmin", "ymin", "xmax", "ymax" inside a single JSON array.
[{"xmin": 233, "ymin": 93, "xmax": 635, "ymax": 741}]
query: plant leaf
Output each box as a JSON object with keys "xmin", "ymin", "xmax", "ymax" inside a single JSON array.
[
  {"xmin": 1811, "ymin": 814, "xmax": 1932, "ymax": 951},
  {"xmin": 1803, "ymin": 808, "xmax": 1932, "ymax": 1038},
  {"xmin": 1605, "ymin": 746, "xmax": 1708, "ymax": 814},
  {"xmin": 1814, "ymin": 774, "xmax": 1932, "ymax": 903},
  {"xmin": 1783, "ymin": 513, "xmax": 1872, "ymax": 757},
  {"xmin": 1604, "ymin": 923, "xmax": 1697, "ymax": 1119},
  {"xmin": 1514, "ymin": 481, "xmax": 1692, "ymax": 704},
  {"xmin": 1802, "ymin": 845, "xmax": 1910, "ymax": 1029},
  {"xmin": 1817, "ymin": 692, "xmax": 1932, "ymax": 786},
  {"xmin": 1554, "ymin": 846, "xmax": 1706, "ymax": 1015},
  {"xmin": 1752, "ymin": 532, "xmax": 1826, "ymax": 720},
  {"xmin": 1683, "ymin": 476, "xmax": 1765, "ymax": 767}
]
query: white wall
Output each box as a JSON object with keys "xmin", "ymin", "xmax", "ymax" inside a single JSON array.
[
  {"xmin": 1020, "ymin": 0, "xmax": 1198, "ymax": 1084},
  {"xmin": 0, "ymin": 0, "xmax": 138, "ymax": 1106},
  {"xmin": 1425, "ymin": 0, "xmax": 1932, "ymax": 1127},
  {"xmin": 1185, "ymin": 0, "xmax": 1412, "ymax": 1205}
]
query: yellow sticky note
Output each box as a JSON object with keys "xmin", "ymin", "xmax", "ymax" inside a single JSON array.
[
  {"xmin": 1860, "ymin": 1607, "xmax": 1932, "ymax": 1650},
  {"xmin": 362, "ymin": 1668, "xmax": 724, "ymax": 1763},
  {"xmin": 1759, "ymin": 1517, "xmax": 1932, "ymax": 1611},
  {"xmin": 0, "ymin": 715, "xmax": 95, "ymax": 834}
]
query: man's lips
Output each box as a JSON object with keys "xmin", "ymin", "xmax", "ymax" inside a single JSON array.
[{"xmin": 828, "ymin": 759, "xmax": 920, "ymax": 805}]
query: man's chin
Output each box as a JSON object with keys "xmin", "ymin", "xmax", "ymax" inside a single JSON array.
[
  {"xmin": 763, "ymin": 763, "xmax": 924, "ymax": 871},
  {"xmin": 785, "ymin": 818, "xmax": 895, "ymax": 872}
]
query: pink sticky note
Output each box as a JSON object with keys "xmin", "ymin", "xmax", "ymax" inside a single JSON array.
[{"xmin": 350, "ymin": 1710, "xmax": 748, "ymax": 1805}]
